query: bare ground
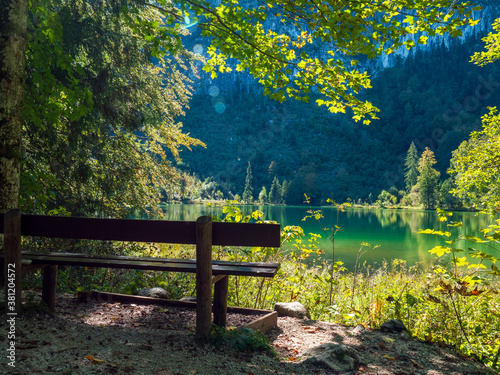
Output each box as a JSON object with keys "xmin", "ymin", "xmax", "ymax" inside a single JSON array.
[{"xmin": 0, "ymin": 292, "xmax": 496, "ymax": 375}]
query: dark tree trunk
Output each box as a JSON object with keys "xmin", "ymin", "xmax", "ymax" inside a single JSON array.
[{"xmin": 0, "ymin": 0, "xmax": 27, "ymax": 212}]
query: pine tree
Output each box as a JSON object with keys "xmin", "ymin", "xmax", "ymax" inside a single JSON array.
[
  {"xmin": 417, "ymin": 147, "xmax": 440, "ymax": 210},
  {"xmin": 269, "ymin": 176, "xmax": 282, "ymax": 204},
  {"xmin": 242, "ymin": 161, "xmax": 253, "ymax": 203},
  {"xmin": 268, "ymin": 161, "xmax": 277, "ymax": 183},
  {"xmin": 281, "ymin": 179, "xmax": 289, "ymax": 204},
  {"xmin": 404, "ymin": 142, "xmax": 419, "ymax": 193}
]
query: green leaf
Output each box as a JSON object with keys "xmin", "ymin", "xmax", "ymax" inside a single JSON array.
[
  {"xmin": 452, "ymin": 256, "xmax": 468, "ymax": 267},
  {"xmin": 429, "ymin": 246, "xmax": 451, "ymax": 257},
  {"xmin": 418, "ymin": 35, "xmax": 428, "ymax": 45},
  {"xmin": 251, "ymin": 210, "xmax": 263, "ymax": 220},
  {"xmin": 418, "ymin": 229, "xmax": 451, "ymax": 237},
  {"xmin": 467, "ymin": 263, "xmax": 487, "ymax": 269}
]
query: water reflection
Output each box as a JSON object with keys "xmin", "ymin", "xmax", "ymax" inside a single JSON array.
[{"xmin": 162, "ymin": 204, "xmax": 497, "ymax": 270}]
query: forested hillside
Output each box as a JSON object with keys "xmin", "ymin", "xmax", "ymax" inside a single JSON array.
[{"xmin": 178, "ymin": 33, "xmax": 500, "ymax": 205}]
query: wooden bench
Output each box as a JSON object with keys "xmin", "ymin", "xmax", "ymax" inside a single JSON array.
[{"xmin": 1, "ymin": 210, "xmax": 281, "ymax": 338}]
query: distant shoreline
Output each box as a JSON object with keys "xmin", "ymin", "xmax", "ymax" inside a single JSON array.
[{"xmin": 163, "ymin": 200, "xmax": 479, "ymax": 213}]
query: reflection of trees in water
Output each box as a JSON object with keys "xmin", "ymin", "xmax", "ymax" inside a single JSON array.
[
  {"xmin": 371, "ymin": 209, "xmax": 403, "ymax": 229},
  {"xmin": 161, "ymin": 205, "xmax": 499, "ymax": 267}
]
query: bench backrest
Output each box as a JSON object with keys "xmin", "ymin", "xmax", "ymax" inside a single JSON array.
[{"xmin": 0, "ymin": 213, "xmax": 281, "ymax": 248}]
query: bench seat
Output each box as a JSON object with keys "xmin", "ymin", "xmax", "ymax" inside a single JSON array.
[{"xmin": 19, "ymin": 252, "xmax": 280, "ymax": 277}]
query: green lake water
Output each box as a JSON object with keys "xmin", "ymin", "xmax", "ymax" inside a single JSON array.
[{"xmin": 162, "ymin": 204, "xmax": 498, "ymax": 270}]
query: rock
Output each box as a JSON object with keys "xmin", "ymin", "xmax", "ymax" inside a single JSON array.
[
  {"xmin": 301, "ymin": 343, "xmax": 359, "ymax": 372},
  {"xmin": 133, "ymin": 287, "xmax": 170, "ymax": 299},
  {"xmin": 274, "ymin": 302, "xmax": 310, "ymax": 319},
  {"xmin": 380, "ymin": 319, "xmax": 407, "ymax": 333},
  {"xmin": 352, "ymin": 324, "xmax": 365, "ymax": 335}
]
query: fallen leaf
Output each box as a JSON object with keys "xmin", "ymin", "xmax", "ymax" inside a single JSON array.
[
  {"xmin": 410, "ymin": 359, "xmax": 423, "ymax": 368},
  {"xmin": 383, "ymin": 355, "xmax": 397, "ymax": 360},
  {"xmin": 378, "ymin": 342, "xmax": 388, "ymax": 350},
  {"xmin": 303, "ymin": 326, "xmax": 318, "ymax": 333},
  {"xmin": 85, "ymin": 355, "xmax": 104, "ymax": 364}
]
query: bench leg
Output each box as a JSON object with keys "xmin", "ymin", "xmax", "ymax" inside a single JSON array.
[
  {"xmin": 213, "ymin": 275, "xmax": 229, "ymax": 328},
  {"xmin": 196, "ymin": 216, "xmax": 213, "ymax": 338},
  {"xmin": 42, "ymin": 265, "xmax": 58, "ymax": 312}
]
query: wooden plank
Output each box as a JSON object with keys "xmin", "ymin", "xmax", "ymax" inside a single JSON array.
[
  {"xmin": 4, "ymin": 209, "xmax": 22, "ymax": 314},
  {"xmin": 213, "ymin": 275, "xmax": 228, "ymax": 328},
  {"xmin": 0, "ymin": 213, "xmax": 281, "ymax": 248},
  {"xmin": 214, "ymin": 265, "xmax": 278, "ymax": 277},
  {"xmin": 20, "ymin": 215, "xmax": 197, "ymax": 244},
  {"xmin": 212, "ymin": 221, "xmax": 281, "ymax": 248},
  {"xmin": 20, "ymin": 254, "xmax": 199, "ymax": 272},
  {"xmin": 10, "ymin": 253, "xmax": 279, "ymax": 277},
  {"xmin": 18, "ymin": 252, "xmax": 280, "ymax": 269},
  {"xmin": 77, "ymin": 291, "xmax": 198, "ymax": 308},
  {"xmin": 242, "ymin": 311, "xmax": 278, "ymax": 334},
  {"xmin": 196, "ymin": 216, "xmax": 212, "ymax": 339}
]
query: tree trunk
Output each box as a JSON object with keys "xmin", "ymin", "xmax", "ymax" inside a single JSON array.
[{"xmin": 0, "ymin": 0, "xmax": 27, "ymax": 212}]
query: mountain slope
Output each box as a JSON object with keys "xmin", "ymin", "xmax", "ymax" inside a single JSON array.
[{"xmin": 178, "ymin": 20, "xmax": 500, "ymax": 204}]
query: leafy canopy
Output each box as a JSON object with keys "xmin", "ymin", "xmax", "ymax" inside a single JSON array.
[
  {"xmin": 22, "ymin": 0, "xmax": 203, "ymax": 217},
  {"xmin": 159, "ymin": 0, "xmax": 481, "ymax": 124},
  {"xmin": 450, "ymin": 108, "xmax": 500, "ymax": 215},
  {"xmin": 470, "ymin": 17, "xmax": 500, "ymax": 67},
  {"xmin": 450, "ymin": 15, "xmax": 500, "ymax": 216}
]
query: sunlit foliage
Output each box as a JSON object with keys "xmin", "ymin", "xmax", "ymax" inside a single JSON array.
[{"xmin": 22, "ymin": 0, "xmax": 203, "ymax": 217}]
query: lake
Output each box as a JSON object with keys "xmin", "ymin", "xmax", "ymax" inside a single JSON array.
[{"xmin": 162, "ymin": 204, "xmax": 497, "ymax": 270}]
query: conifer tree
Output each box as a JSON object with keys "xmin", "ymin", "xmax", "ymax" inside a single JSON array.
[
  {"xmin": 417, "ymin": 147, "xmax": 440, "ymax": 210},
  {"xmin": 281, "ymin": 179, "xmax": 289, "ymax": 204},
  {"xmin": 242, "ymin": 161, "xmax": 253, "ymax": 203},
  {"xmin": 269, "ymin": 176, "xmax": 282, "ymax": 204},
  {"xmin": 404, "ymin": 142, "xmax": 419, "ymax": 193}
]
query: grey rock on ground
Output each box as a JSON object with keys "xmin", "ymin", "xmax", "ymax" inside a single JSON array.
[
  {"xmin": 352, "ymin": 324, "xmax": 365, "ymax": 335},
  {"xmin": 380, "ymin": 319, "xmax": 407, "ymax": 333},
  {"xmin": 300, "ymin": 343, "xmax": 359, "ymax": 372},
  {"xmin": 274, "ymin": 302, "xmax": 310, "ymax": 319}
]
